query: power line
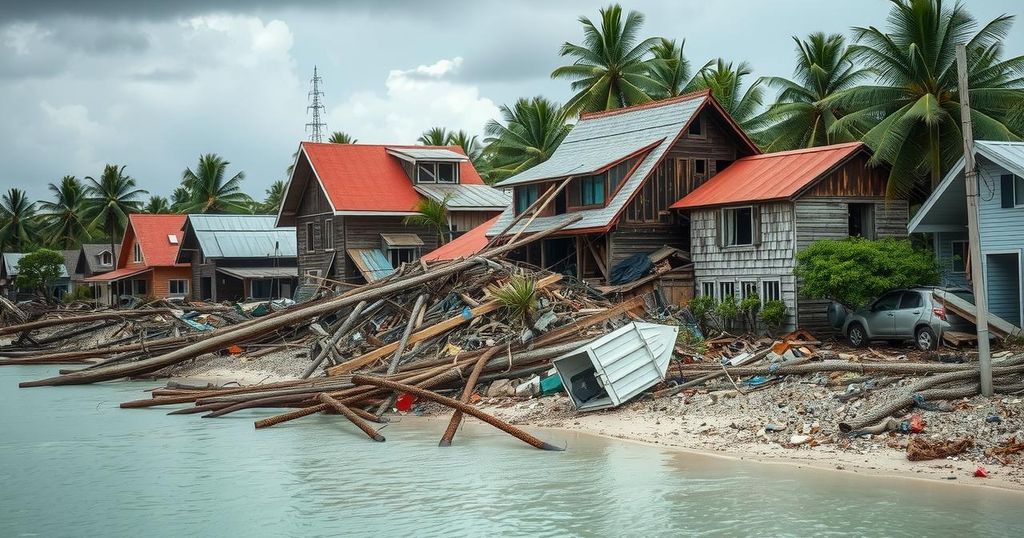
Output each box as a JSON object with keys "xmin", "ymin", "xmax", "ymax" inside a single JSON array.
[{"xmin": 305, "ymin": 65, "xmax": 327, "ymax": 142}]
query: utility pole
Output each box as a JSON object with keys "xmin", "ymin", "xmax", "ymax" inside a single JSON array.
[
  {"xmin": 306, "ymin": 66, "xmax": 327, "ymax": 142},
  {"xmin": 956, "ymin": 43, "xmax": 993, "ymax": 397}
]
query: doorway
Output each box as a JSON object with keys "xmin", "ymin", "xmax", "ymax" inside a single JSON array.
[{"xmin": 986, "ymin": 252, "xmax": 1022, "ymax": 326}]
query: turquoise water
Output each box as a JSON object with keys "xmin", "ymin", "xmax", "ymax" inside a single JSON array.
[{"xmin": 1, "ymin": 365, "xmax": 1022, "ymax": 537}]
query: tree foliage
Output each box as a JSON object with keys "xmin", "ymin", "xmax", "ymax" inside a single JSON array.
[
  {"xmin": 179, "ymin": 154, "xmax": 251, "ymax": 213},
  {"xmin": 39, "ymin": 176, "xmax": 90, "ymax": 249},
  {"xmin": 795, "ymin": 237, "xmax": 939, "ymax": 308},
  {"xmin": 483, "ymin": 97, "xmax": 572, "ymax": 182},
  {"xmin": 690, "ymin": 59, "xmax": 765, "ymax": 128},
  {"xmin": 16, "ymin": 248, "xmax": 65, "ymax": 301},
  {"xmin": 403, "ymin": 195, "xmax": 450, "ymax": 245},
  {"xmin": 144, "ymin": 196, "xmax": 173, "ymax": 214},
  {"xmin": 0, "ymin": 188, "xmax": 38, "ymax": 251},
  {"xmin": 328, "ymin": 131, "xmax": 357, "ymax": 144}
]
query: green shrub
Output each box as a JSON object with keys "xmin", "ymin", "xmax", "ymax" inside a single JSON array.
[
  {"xmin": 760, "ymin": 299, "xmax": 788, "ymax": 333},
  {"xmin": 15, "ymin": 249, "xmax": 65, "ymax": 302},
  {"xmin": 795, "ymin": 237, "xmax": 939, "ymax": 309},
  {"xmin": 715, "ymin": 295, "xmax": 739, "ymax": 330},
  {"xmin": 63, "ymin": 286, "xmax": 94, "ymax": 303},
  {"xmin": 688, "ymin": 294, "xmax": 716, "ymax": 333},
  {"xmin": 739, "ymin": 293, "xmax": 761, "ymax": 332},
  {"xmin": 494, "ymin": 274, "xmax": 537, "ymax": 326}
]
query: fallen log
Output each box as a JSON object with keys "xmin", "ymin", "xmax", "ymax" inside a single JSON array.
[
  {"xmin": 318, "ymin": 393, "xmax": 385, "ymax": 442},
  {"xmin": 20, "ymin": 215, "xmax": 581, "ymax": 388},
  {"xmin": 0, "ymin": 308, "xmax": 178, "ymax": 337},
  {"xmin": 440, "ymin": 346, "xmax": 501, "ymax": 446},
  {"xmin": 351, "ymin": 374, "xmax": 563, "ymax": 451}
]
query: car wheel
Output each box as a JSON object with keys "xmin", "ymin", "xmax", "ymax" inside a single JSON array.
[
  {"xmin": 847, "ymin": 323, "xmax": 867, "ymax": 348},
  {"xmin": 916, "ymin": 326, "xmax": 937, "ymax": 351}
]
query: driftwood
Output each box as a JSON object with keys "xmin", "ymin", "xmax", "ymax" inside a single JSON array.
[
  {"xmin": 440, "ymin": 346, "xmax": 502, "ymax": 446},
  {"xmin": 318, "ymin": 393, "xmax": 385, "ymax": 442},
  {"xmin": 0, "ymin": 308, "xmax": 180, "ymax": 337},
  {"xmin": 300, "ymin": 300, "xmax": 368, "ymax": 378}
]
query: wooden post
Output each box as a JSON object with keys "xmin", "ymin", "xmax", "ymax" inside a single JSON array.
[{"xmin": 956, "ymin": 43, "xmax": 993, "ymax": 396}]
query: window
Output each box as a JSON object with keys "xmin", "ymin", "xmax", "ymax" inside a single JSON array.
[
  {"xmin": 951, "ymin": 240, "xmax": 968, "ymax": 273},
  {"xmin": 719, "ymin": 281, "xmax": 736, "ymax": 300},
  {"xmin": 416, "ymin": 163, "xmax": 437, "ymax": 183},
  {"xmin": 701, "ymin": 281, "xmax": 716, "ymax": 298},
  {"xmin": 1017, "ymin": 175, "xmax": 1024, "ymax": 207},
  {"xmin": 436, "ymin": 162, "xmax": 457, "ymax": 183},
  {"xmin": 721, "ymin": 207, "xmax": 754, "ymax": 247},
  {"xmin": 168, "ymin": 234, "xmax": 179, "ymax": 245},
  {"xmin": 169, "ymin": 279, "xmax": 189, "ymax": 296},
  {"xmin": 388, "ymin": 247, "xmax": 416, "ymax": 268},
  {"xmin": 132, "ymin": 279, "xmax": 147, "ymax": 296},
  {"xmin": 305, "ymin": 222, "xmax": 314, "ymax": 253},
  {"xmin": 848, "ymin": 203, "xmax": 875, "ymax": 239},
  {"xmin": 99, "ymin": 251, "xmax": 112, "ymax": 266},
  {"xmin": 899, "ymin": 291, "xmax": 923, "ymax": 309},
  {"xmin": 694, "ymin": 159, "xmax": 707, "ymax": 176},
  {"xmin": 251, "ymin": 279, "xmax": 273, "ymax": 299},
  {"xmin": 416, "ymin": 162, "xmax": 459, "ymax": 184},
  {"xmin": 687, "ymin": 116, "xmax": 703, "ymax": 136},
  {"xmin": 323, "ymin": 219, "xmax": 334, "ymax": 251},
  {"xmin": 761, "ymin": 280, "xmax": 781, "ymax": 302},
  {"xmin": 872, "ymin": 291, "xmax": 902, "ymax": 311},
  {"xmin": 580, "ymin": 175, "xmax": 605, "ymax": 206},
  {"xmin": 606, "ymin": 159, "xmax": 633, "ymax": 193},
  {"xmin": 741, "ymin": 281, "xmax": 758, "ymax": 300},
  {"xmin": 515, "ymin": 185, "xmax": 540, "ymax": 213},
  {"xmin": 133, "ymin": 243, "xmax": 142, "ymax": 263}
]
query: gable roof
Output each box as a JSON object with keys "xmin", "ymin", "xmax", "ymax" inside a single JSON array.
[
  {"xmin": 76, "ymin": 244, "xmax": 115, "ymax": 275},
  {"xmin": 421, "ymin": 215, "xmax": 500, "ymax": 262},
  {"xmin": 487, "ymin": 91, "xmax": 759, "ymax": 236},
  {"xmin": 288, "ymin": 142, "xmax": 485, "ymax": 215},
  {"xmin": 121, "ymin": 214, "xmax": 187, "ymax": 268},
  {"xmin": 178, "ymin": 214, "xmax": 296, "ymax": 262},
  {"xmin": 1, "ymin": 253, "xmax": 70, "ymax": 278},
  {"xmin": 908, "ymin": 140, "xmax": 1024, "ymax": 233},
  {"xmin": 671, "ymin": 142, "xmax": 866, "ymax": 209}
]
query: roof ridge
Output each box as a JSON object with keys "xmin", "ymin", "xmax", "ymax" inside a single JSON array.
[
  {"xmin": 302, "ymin": 142, "xmax": 460, "ymax": 150},
  {"xmin": 578, "ymin": 89, "xmax": 711, "ymax": 120},
  {"xmin": 738, "ymin": 141, "xmax": 863, "ymax": 160}
]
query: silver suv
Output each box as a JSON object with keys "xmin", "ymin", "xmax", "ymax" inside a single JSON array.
[{"xmin": 840, "ymin": 288, "xmax": 975, "ymax": 351}]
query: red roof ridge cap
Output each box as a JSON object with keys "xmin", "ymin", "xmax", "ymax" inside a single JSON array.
[
  {"xmin": 737, "ymin": 141, "xmax": 864, "ymax": 161},
  {"xmin": 578, "ymin": 89, "xmax": 712, "ymax": 120}
]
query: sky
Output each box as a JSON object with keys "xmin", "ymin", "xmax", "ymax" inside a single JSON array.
[{"xmin": 2, "ymin": 0, "xmax": 1022, "ymax": 203}]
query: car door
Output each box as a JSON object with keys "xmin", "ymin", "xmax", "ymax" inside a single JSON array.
[
  {"xmin": 864, "ymin": 291, "xmax": 902, "ymax": 337},
  {"xmin": 891, "ymin": 291, "xmax": 925, "ymax": 339}
]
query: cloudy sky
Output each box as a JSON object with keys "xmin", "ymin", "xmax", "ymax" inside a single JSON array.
[{"xmin": 2, "ymin": 0, "xmax": 1022, "ymax": 203}]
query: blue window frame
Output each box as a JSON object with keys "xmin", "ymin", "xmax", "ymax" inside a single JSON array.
[
  {"xmin": 580, "ymin": 175, "xmax": 605, "ymax": 206},
  {"xmin": 515, "ymin": 185, "xmax": 539, "ymax": 213}
]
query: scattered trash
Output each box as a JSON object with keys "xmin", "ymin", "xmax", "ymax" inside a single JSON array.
[
  {"xmin": 974, "ymin": 466, "xmax": 988, "ymax": 478},
  {"xmin": 907, "ymin": 437, "xmax": 975, "ymax": 461}
]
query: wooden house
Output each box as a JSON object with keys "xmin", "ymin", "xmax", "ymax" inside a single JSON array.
[
  {"xmin": 671, "ymin": 142, "xmax": 908, "ymax": 332},
  {"xmin": 84, "ymin": 214, "xmax": 191, "ymax": 304},
  {"xmin": 275, "ymin": 143, "xmax": 509, "ymax": 284},
  {"xmin": 1, "ymin": 252, "xmax": 71, "ymax": 300},
  {"xmin": 75, "ymin": 244, "xmax": 116, "ymax": 304},
  {"xmin": 484, "ymin": 90, "xmax": 759, "ymax": 288},
  {"xmin": 909, "ymin": 140, "xmax": 1024, "ymax": 329},
  {"xmin": 176, "ymin": 214, "xmax": 298, "ymax": 302}
]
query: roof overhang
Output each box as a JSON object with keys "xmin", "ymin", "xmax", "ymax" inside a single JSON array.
[
  {"xmin": 217, "ymin": 267, "xmax": 298, "ymax": 280},
  {"xmin": 83, "ymin": 266, "xmax": 151, "ymax": 283},
  {"xmin": 908, "ymin": 156, "xmax": 968, "ymax": 234},
  {"xmin": 276, "ymin": 144, "xmax": 338, "ymax": 227},
  {"xmin": 385, "ymin": 147, "xmax": 468, "ymax": 163}
]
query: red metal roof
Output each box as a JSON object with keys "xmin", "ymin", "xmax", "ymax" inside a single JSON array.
[
  {"xmin": 126, "ymin": 214, "xmax": 187, "ymax": 266},
  {"xmin": 302, "ymin": 143, "xmax": 484, "ymax": 212},
  {"xmin": 421, "ymin": 216, "xmax": 499, "ymax": 262},
  {"xmin": 670, "ymin": 142, "xmax": 866, "ymax": 209}
]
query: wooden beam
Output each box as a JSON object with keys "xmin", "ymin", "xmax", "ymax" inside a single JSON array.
[
  {"xmin": 327, "ymin": 274, "xmax": 562, "ymax": 376},
  {"xmin": 584, "ymin": 236, "xmax": 609, "ymax": 282}
]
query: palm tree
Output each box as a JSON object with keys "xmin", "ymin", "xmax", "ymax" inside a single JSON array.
[
  {"xmin": 691, "ymin": 59, "xmax": 765, "ymax": 129},
  {"xmin": 84, "ymin": 164, "xmax": 146, "ymax": 266},
  {"xmin": 38, "ymin": 176, "xmax": 90, "ymax": 248},
  {"xmin": 328, "ymin": 131, "xmax": 357, "ymax": 144},
  {"xmin": 403, "ymin": 195, "xmax": 450, "ymax": 245},
  {"xmin": 262, "ymin": 180, "xmax": 286, "ymax": 214},
  {"xmin": 447, "ymin": 130, "xmax": 482, "ymax": 160},
  {"xmin": 647, "ymin": 38, "xmax": 707, "ymax": 99},
  {"xmin": 828, "ymin": 0, "xmax": 1024, "ymax": 198},
  {"xmin": 179, "ymin": 154, "xmax": 250, "ymax": 213},
  {"xmin": 0, "ymin": 188, "xmax": 37, "ymax": 251},
  {"xmin": 144, "ymin": 196, "xmax": 172, "ymax": 214},
  {"xmin": 551, "ymin": 4, "xmax": 662, "ymax": 115},
  {"xmin": 750, "ymin": 33, "xmax": 870, "ymax": 151},
  {"xmin": 484, "ymin": 97, "xmax": 573, "ymax": 182},
  {"xmin": 170, "ymin": 187, "xmax": 191, "ymax": 212},
  {"xmin": 418, "ymin": 127, "xmax": 450, "ymax": 146}
]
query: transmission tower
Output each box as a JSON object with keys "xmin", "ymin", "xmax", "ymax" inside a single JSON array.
[{"xmin": 305, "ymin": 65, "xmax": 327, "ymax": 142}]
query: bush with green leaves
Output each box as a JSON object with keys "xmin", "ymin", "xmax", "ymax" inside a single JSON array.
[
  {"xmin": 63, "ymin": 285, "xmax": 94, "ymax": 303},
  {"xmin": 687, "ymin": 294, "xmax": 717, "ymax": 333},
  {"xmin": 494, "ymin": 274, "xmax": 537, "ymax": 326},
  {"xmin": 760, "ymin": 299, "xmax": 788, "ymax": 333},
  {"xmin": 739, "ymin": 293, "xmax": 761, "ymax": 332},
  {"xmin": 715, "ymin": 294, "xmax": 739, "ymax": 330},
  {"xmin": 15, "ymin": 249, "xmax": 65, "ymax": 301},
  {"xmin": 795, "ymin": 237, "xmax": 939, "ymax": 309}
]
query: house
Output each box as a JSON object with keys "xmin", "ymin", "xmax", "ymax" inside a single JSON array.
[
  {"xmin": 75, "ymin": 244, "xmax": 117, "ymax": 304},
  {"xmin": 486, "ymin": 90, "xmax": 759, "ymax": 286},
  {"xmin": 275, "ymin": 143, "xmax": 509, "ymax": 284},
  {"xmin": 83, "ymin": 214, "xmax": 191, "ymax": 304},
  {"xmin": 908, "ymin": 140, "xmax": 1024, "ymax": 328},
  {"xmin": 1, "ymin": 252, "xmax": 71, "ymax": 300},
  {"xmin": 176, "ymin": 214, "xmax": 298, "ymax": 302},
  {"xmin": 671, "ymin": 142, "xmax": 909, "ymax": 332},
  {"xmin": 421, "ymin": 215, "xmax": 500, "ymax": 262}
]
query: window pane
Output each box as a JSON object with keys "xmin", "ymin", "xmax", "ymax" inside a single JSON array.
[
  {"xmin": 702, "ymin": 282, "xmax": 715, "ymax": 297},
  {"xmin": 951, "ymin": 241, "xmax": 967, "ymax": 273},
  {"xmin": 417, "ymin": 163, "xmax": 436, "ymax": 182},
  {"xmin": 437, "ymin": 163, "xmax": 456, "ymax": 183},
  {"xmin": 874, "ymin": 292, "xmax": 902, "ymax": 311},
  {"xmin": 900, "ymin": 292, "xmax": 923, "ymax": 309},
  {"xmin": 1015, "ymin": 175, "xmax": 1024, "ymax": 205},
  {"xmin": 720, "ymin": 281, "xmax": 735, "ymax": 299},
  {"xmin": 724, "ymin": 208, "xmax": 753, "ymax": 246},
  {"xmin": 741, "ymin": 281, "xmax": 758, "ymax": 299}
]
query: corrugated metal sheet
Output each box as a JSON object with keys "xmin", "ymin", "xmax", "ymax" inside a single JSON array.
[
  {"xmin": 2, "ymin": 253, "xmax": 70, "ymax": 278},
  {"xmin": 186, "ymin": 214, "xmax": 297, "ymax": 258},
  {"xmin": 380, "ymin": 233, "xmax": 424, "ymax": 247},
  {"xmin": 977, "ymin": 140, "xmax": 1024, "ymax": 178},
  {"xmin": 346, "ymin": 248, "xmax": 395, "ymax": 282},
  {"xmin": 386, "ymin": 147, "xmax": 468, "ymax": 161},
  {"xmin": 217, "ymin": 267, "xmax": 298, "ymax": 279},
  {"xmin": 414, "ymin": 184, "xmax": 511, "ymax": 209},
  {"xmin": 552, "ymin": 322, "xmax": 678, "ymax": 411},
  {"xmin": 488, "ymin": 94, "xmax": 708, "ymax": 235},
  {"xmin": 671, "ymin": 142, "xmax": 865, "ymax": 209},
  {"xmin": 421, "ymin": 215, "xmax": 500, "ymax": 262}
]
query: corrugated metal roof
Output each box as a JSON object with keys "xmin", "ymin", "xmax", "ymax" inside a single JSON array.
[
  {"xmin": 414, "ymin": 184, "xmax": 510, "ymax": 209},
  {"xmin": 127, "ymin": 214, "xmax": 187, "ymax": 267},
  {"xmin": 386, "ymin": 147, "xmax": 468, "ymax": 161},
  {"xmin": 977, "ymin": 140, "xmax": 1024, "ymax": 178},
  {"xmin": 487, "ymin": 93, "xmax": 710, "ymax": 236},
  {"xmin": 380, "ymin": 233, "xmax": 424, "ymax": 247},
  {"xmin": 2, "ymin": 253, "xmax": 70, "ymax": 278},
  {"xmin": 422, "ymin": 215, "xmax": 499, "ymax": 262},
  {"xmin": 346, "ymin": 248, "xmax": 395, "ymax": 282},
  {"xmin": 185, "ymin": 214, "xmax": 297, "ymax": 259},
  {"xmin": 671, "ymin": 142, "xmax": 865, "ymax": 209},
  {"xmin": 217, "ymin": 267, "xmax": 298, "ymax": 279}
]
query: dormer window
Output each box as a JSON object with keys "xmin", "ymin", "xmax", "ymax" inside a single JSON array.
[
  {"xmin": 416, "ymin": 162, "xmax": 459, "ymax": 184},
  {"xmin": 100, "ymin": 251, "xmax": 112, "ymax": 266}
]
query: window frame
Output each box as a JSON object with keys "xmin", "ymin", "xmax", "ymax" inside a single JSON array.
[
  {"xmin": 579, "ymin": 175, "xmax": 606, "ymax": 207},
  {"xmin": 950, "ymin": 240, "xmax": 968, "ymax": 273},
  {"xmin": 415, "ymin": 161, "xmax": 459, "ymax": 184},
  {"xmin": 1014, "ymin": 174, "xmax": 1024, "ymax": 208},
  {"xmin": 515, "ymin": 185, "xmax": 540, "ymax": 214},
  {"xmin": 719, "ymin": 281, "xmax": 736, "ymax": 300},
  {"xmin": 168, "ymin": 279, "xmax": 189, "ymax": 296},
  {"xmin": 721, "ymin": 206, "xmax": 755, "ymax": 247},
  {"xmin": 761, "ymin": 279, "xmax": 782, "ymax": 303},
  {"xmin": 701, "ymin": 281, "xmax": 716, "ymax": 299},
  {"xmin": 388, "ymin": 247, "xmax": 417, "ymax": 268},
  {"xmin": 740, "ymin": 280, "xmax": 758, "ymax": 300},
  {"xmin": 133, "ymin": 243, "xmax": 142, "ymax": 264},
  {"xmin": 100, "ymin": 251, "xmax": 113, "ymax": 266},
  {"xmin": 305, "ymin": 222, "xmax": 314, "ymax": 253},
  {"xmin": 436, "ymin": 162, "xmax": 458, "ymax": 184},
  {"xmin": 323, "ymin": 218, "xmax": 334, "ymax": 251},
  {"xmin": 687, "ymin": 115, "xmax": 704, "ymax": 138}
]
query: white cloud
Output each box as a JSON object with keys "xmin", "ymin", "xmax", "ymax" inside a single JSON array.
[{"xmin": 328, "ymin": 57, "xmax": 499, "ymax": 143}]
